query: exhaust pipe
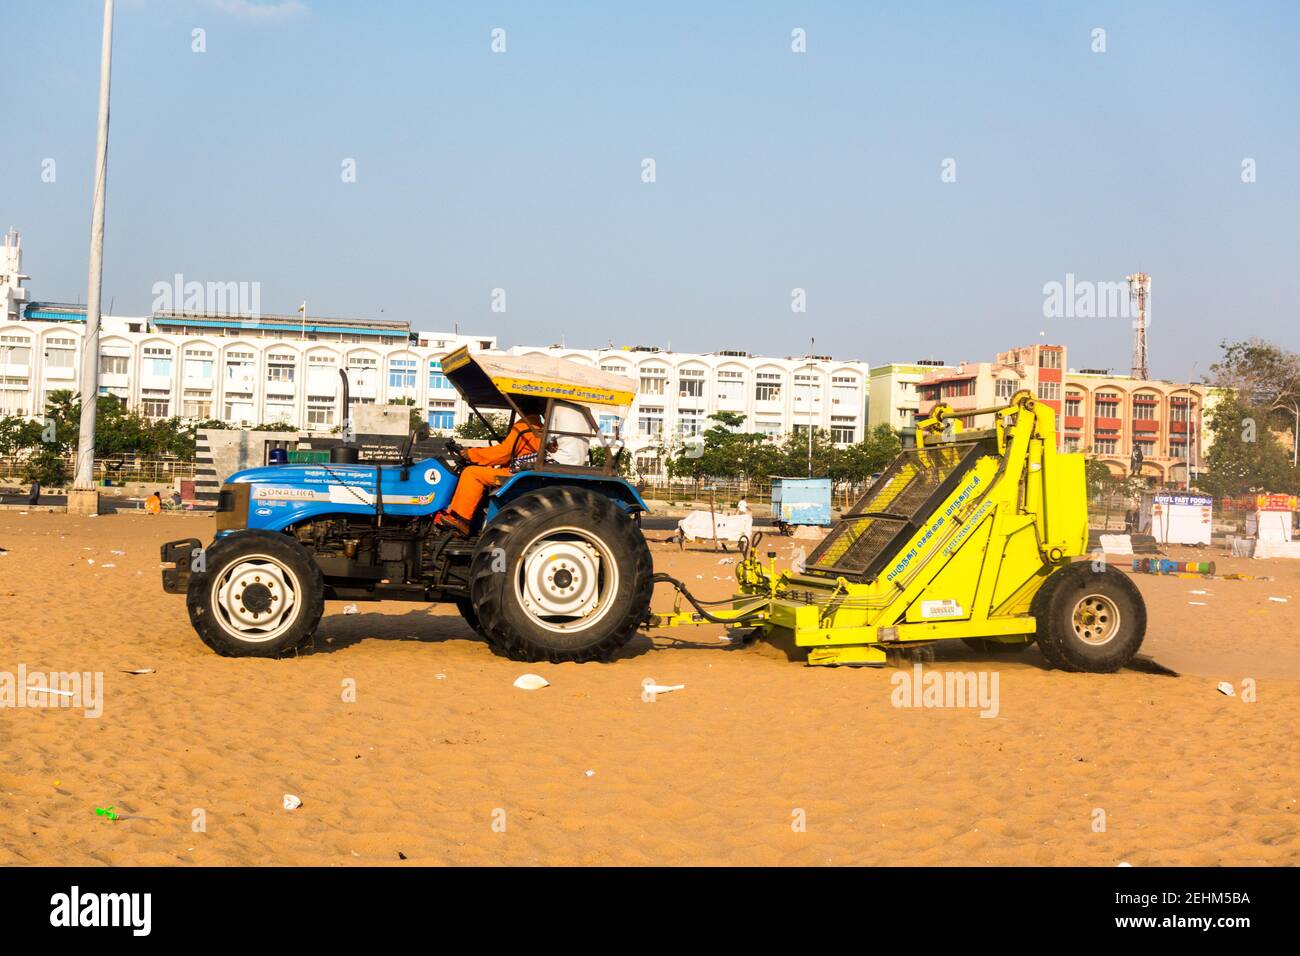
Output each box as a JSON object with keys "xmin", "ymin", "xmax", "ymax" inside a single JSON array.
[{"xmin": 332, "ymin": 368, "xmax": 359, "ymax": 463}]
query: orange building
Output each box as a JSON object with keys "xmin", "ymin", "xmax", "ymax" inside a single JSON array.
[{"xmin": 916, "ymin": 344, "xmax": 1215, "ymax": 488}]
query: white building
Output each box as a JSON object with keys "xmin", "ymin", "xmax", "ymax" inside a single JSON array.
[
  {"xmin": 506, "ymin": 344, "xmax": 871, "ymax": 475},
  {"xmin": 0, "ymin": 230, "xmax": 871, "ymax": 471}
]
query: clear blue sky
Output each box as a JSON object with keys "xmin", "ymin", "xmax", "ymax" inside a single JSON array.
[{"xmin": 5, "ymin": 0, "xmax": 1298, "ymax": 381}]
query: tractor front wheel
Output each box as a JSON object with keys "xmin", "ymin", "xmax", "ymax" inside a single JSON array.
[
  {"xmin": 469, "ymin": 486, "xmax": 652, "ymax": 662},
  {"xmin": 1032, "ymin": 563, "xmax": 1146, "ymax": 672},
  {"xmin": 187, "ymin": 530, "xmax": 325, "ymax": 657}
]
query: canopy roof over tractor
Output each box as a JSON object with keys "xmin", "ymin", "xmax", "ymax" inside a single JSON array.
[{"xmin": 441, "ymin": 347, "xmax": 638, "ymax": 416}]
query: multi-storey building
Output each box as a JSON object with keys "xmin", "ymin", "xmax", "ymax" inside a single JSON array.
[
  {"xmin": 0, "ymin": 305, "xmax": 496, "ymax": 430},
  {"xmin": 914, "ymin": 342, "xmax": 1214, "ymax": 487},
  {"xmin": 866, "ymin": 360, "xmax": 954, "ymax": 432},
  {"xmin": 913, "ymin": 344, "xmax": 1066, "ymax": 425},
  {"xmin": 0, "ymin": 232, "xmax": 871, "ymax": 471},
  {"xmin": 504, "ymin": 345, "xmax": 871, "ymax": 476}
]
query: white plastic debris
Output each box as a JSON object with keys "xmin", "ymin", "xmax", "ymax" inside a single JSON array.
[
  {"xmin": 1117, "ymin": 861, "xmax": 1132, "ymax": 868},
  {"xmin": 86, "ymin": 558, "xmax": 95, "ymax": 566},
  {"xmin": 513, "ymin": 674, "xmax": 549, "ymax": 691},
  {"xmin": 343, "ymin": 604, "xmax": 359, "ymax": 614},
  {"xmin": 121, "ymin": 668, "xmax": 155, "ymax": 676},
  {"xmin": 1189, "ymin": 589, "xmax": 1210, "ymax": 595},
  {"xmin": 1216, "ymin": 682, "xmax": 1236, "ymax": 697},
  {"xmin": 642, "ymin": 683, "xmax": 685, "ymax": 695},
  {"xmin": 584, "ymin": 770, "xmax": 595, "ymax": 777},
  {"xmin": 1268, "ymin": 596, "xmax": 1288, "ymax": 603},
  {"xmin": 1188, "ymin": 601, "xmax": 1207, "ymax": 606},
  {"xmin": 283, "ymin": 794, "xmax": 303, "ymax": 810}
]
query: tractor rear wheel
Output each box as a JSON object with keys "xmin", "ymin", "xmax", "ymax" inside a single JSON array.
[
  {"xmin": 1032, "ymin": 562, "xmax": 1146, "ymax": 672},
  {"xmin": 455, "ymin": 598, "xmax": 483, "ymax": 635},
  {"xmin": 187, "ymin": 530, "xmax": 324, "ymax": 657},
  {"xmin": 469, "ymin": 486, "xmax": 652, "ymax": 663}
]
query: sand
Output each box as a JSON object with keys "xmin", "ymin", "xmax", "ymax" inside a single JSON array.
[{"xmin": 0, "ymin": 510, "xmax": 1296, "ymax": 866}]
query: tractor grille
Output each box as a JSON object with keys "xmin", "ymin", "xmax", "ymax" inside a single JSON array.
[{"xmin": 805, "ymin": 442, "xmax": 986, "ymax": 581}]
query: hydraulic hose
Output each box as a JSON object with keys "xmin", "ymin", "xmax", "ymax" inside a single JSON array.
[{"xmin": 650, "ymin": 572, "xmax": 770, "ymax": 624}]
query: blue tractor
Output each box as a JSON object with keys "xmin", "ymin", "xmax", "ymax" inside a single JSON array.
[{"xmin": 160, "ymin": 348, "xmax": 652, "ymax": 663}]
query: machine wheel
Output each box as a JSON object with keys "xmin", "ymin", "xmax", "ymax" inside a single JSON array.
[
  {"xmin": 468, "ymin": 486, "xmax": 652, "ymax": 663},
  {"xmin": 187, "ymin": 530, "xmax": 324, "ymax": 658},
  {"xmin": 1032, "ymin": 562, "xmax": 1146, "ymax": 672},
  {"xmin": 961, "ymin": 637, "xmax": 1033, "ymax": 655}
]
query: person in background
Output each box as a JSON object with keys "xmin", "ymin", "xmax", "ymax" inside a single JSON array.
[
  {"xmin": 27, "ymin": 479, "xmax": 40, "ymax": 506},
  {"xmin": 144, "ymin": 491, "xmax": 162, "ymax": 515},
  {"xmin": 548, "ymin": 400, "xmax": 592, "ymax": 466}
]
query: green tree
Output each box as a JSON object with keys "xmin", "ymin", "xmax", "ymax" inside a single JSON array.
[
  {"xmin": 666, "ymin": 411, "xmax": 774, "ymax": 480},
  {"xmin": 833, "ymin": 424, "xmax": 903, "ymax": 482},
  {"xmin": 0, "ymin": 416, "xmax": 43, "ymax": 456},
  {"xmin": 1200, "ymin": 394, "xmax": 1299, "ymax": 497},
  {"xmin": 589, "ymin": 444, "xmax": 632, "ymax": 476},
  {"xmin": 455, "ymin": 412, "xmax": 509, "ymax": 441},
  {"xmin": 1203, "ymin": 339, "xmax": 1300, "ymax": 496},
  {"xmin": 20, "ymin": 446, "xmax": 69, "ymax": 486}
]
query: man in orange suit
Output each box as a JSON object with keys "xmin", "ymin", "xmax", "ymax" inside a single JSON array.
[{"xmin": 437, "ymin": 415, "xmax": 543, "ymax": 535}]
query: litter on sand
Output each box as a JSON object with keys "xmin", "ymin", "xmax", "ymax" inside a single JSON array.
[
  {"xmin": 1217, "ymin": 682, "xmax": 1236, "ymax": 697},
  {"xmin": 1188, "ymin": 601, "xmax": 1207, "ymax": 606},
  {"xmin": 1189, "ymin": 589, "xmax": 1210, "ymax": 595},
  {"xmin": 121, "ymin": 668, "xmax": 155, "ymax": 676},
  {"xmin": 513, "ymin": 674, "xmax": 549, "ymax": 690},
  {"xmin": 1268, "ymin": 596, "xmax": 1289, "ymax": 603},
  {"xmin": 30, "ymin": 686, "xmax": 75, "ymax": 698},
  {"xmin": 283, "ymin": 794, "xmax": 303, "ymax": 810},
  {"xmin": 343, "ymin": 604, "xmax": 359, "ymax": 614},
  {"xmin": 584, "ymin": 770, "xmax": 595, "ymax": 777},
  {"xmin": 642, "ymin": 682, "xmax": 685, "ymax": 695}
]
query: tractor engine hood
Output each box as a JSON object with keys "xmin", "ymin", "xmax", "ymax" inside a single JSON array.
[{"xmin": 221, "ymin": 459, "xmax": 459, "ymax": 532}]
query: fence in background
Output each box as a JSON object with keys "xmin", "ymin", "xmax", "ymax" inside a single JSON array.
[
  {"xmin": 635, "ymin": 477, "xmax": 866, "ymax": 512},
  {"xmin": 0, "ymin": 456, "xmax": 195, "ymax": 484}
]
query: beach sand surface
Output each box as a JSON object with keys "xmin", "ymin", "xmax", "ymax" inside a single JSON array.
[{"xmin": 1, "ymin": 511, "xmax": 1296, "ymax": 866}]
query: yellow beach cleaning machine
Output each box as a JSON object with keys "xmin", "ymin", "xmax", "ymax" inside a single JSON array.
[{"xmin": 649, "ymin": 392, "xmax": 1146, "ymax": 672}]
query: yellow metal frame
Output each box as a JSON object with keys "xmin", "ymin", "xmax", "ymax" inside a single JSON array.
[{"xmin": 647, "ymin": 394, "xmax": 1090, "ymax": 666}]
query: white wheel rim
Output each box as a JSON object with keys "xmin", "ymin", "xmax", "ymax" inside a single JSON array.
[
  {"xmin": 1072, "ymin": 593, "xmax": 1120, "ymax": 646},
  {"xmin": 514, "ymin": 527, "xmax": 619, "ymax": 634},
  {"xmin": 212, "ymin": 554, "xmax": 301, "ymax": 643}
]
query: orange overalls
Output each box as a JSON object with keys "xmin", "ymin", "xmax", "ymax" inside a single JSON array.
[{"xmin": 445, "ymin": 417, "xmax": 542, "ymax": 525}]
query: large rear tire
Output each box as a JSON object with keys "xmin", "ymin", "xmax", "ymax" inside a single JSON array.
[
  {"xmin": 1032, "ymin": 562, "xmax": 1145, "ymax": 672},
  {"xmin": 469, "ymin": 487, "xmax": 652, "ymax": 662},
  {"xmin": 187, "ymin": 530, "xmax": 325, "ymax": 658}
]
